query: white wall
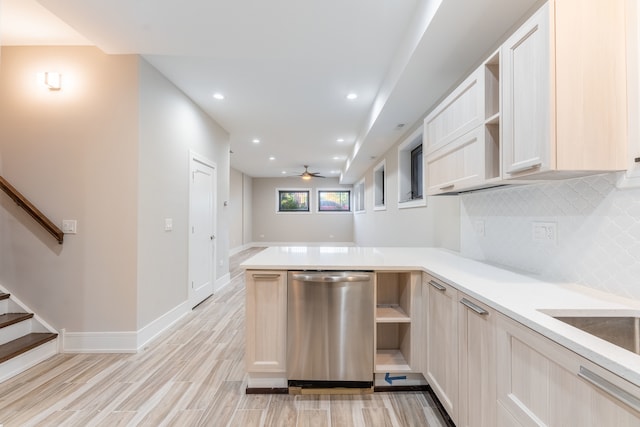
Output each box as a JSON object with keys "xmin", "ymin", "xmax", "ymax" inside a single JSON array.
[
  {"xmin": 243, "ymin": 173, "xmax": 253, "ymax": 249},
  {"xmin": 229, "ymin": 168, "xmax": 254, "ymax": 253},
  {"xmin": 0, "ymin": 47, "xmax": 232, "ymax": 338},
  {"xmin": 353, "ymin": 131, "xmax": 460, "ymax": 249},
  {"xmin": 252, "ymin": 177, "xmax": 353, "ymax": 245},
  {"xmin": 460, "ymin": 172, "xmax": 640, "ymax": 301},
  {"xmin": 137, "ymin": 58, "xmax": 230, "ymax": 329},
  {"xmin": 0, "ymin": 46, "xmax": 139, "ymax": 332}
]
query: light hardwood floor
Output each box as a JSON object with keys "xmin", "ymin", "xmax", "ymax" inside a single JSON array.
[{"xmin": 0, "ymin": 248, "xmax": 448, "ymax": 426}]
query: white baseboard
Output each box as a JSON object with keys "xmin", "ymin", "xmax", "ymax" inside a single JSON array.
[
  {"xmin": 215, "ymin": 273, "xmax": 231, "ymax": 292},
  {"xmin": 248, "ymin": 241, "xmax": 355, "ymax": 248},
  {"xmin": 136, "ymin": 300, "xmax": 191, "ymax": 350},
  {"xmin": 62, "ymin": 300, "xmax": 192, "ymax": 353},
  {"xmin": 63, "ymin": 330, "xmax": 138, "ymax": 353},
  {"xmin": 230, "ymin": 243, "xmax": 254, "ymax": 256}
]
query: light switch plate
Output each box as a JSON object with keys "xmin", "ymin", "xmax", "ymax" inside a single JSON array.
[
  {"xmin": 62, "ymin": 220, "xmax": 77, "ymax": 234},
  {"xmin": 164, "ymin": 218, "xmax": 173, "ymax": 231}
]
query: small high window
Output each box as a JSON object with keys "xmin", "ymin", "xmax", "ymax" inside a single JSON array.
[
  {"xmin": 398, "ymin": 128, "xmax": 426, "ymax": 208},
  {"xmin": 277, "ymin": 190, "xmax": 310, "ymax": 212},
  {"xmin": 318, "ymin": 190, "xmax": 351, "ymax": 212},
  {"xmin": 354, "ymin": 179, "xmax": 365, "ymax": 213},
  {"xmin": 410, "ymin": 144, "xmax": 423, "ymax": 199},
  {"xmin": 373, "ymin": 160, "xmax": 386, "ymax": 211}
]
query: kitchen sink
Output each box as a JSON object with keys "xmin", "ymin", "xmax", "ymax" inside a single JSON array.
[{"xmin": 553, "ymin": 315, "xmax": 640, "ymax": 355}]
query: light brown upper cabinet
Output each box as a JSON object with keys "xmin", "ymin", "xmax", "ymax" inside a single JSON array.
[
  {"xmin": 502, "ymin": 0, "xmax": 628, "ymax": 179},
  {"xmin": 424, "ymin": 51, "xmax": 501, "ymax": 195}
]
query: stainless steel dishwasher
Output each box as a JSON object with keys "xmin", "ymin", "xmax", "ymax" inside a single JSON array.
[{"xmin": 287, "ymin": 271, "xmax": 374, "ymax": 388}]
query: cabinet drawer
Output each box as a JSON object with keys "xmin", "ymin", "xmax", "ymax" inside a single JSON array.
[{"xmin": 425, "ymin": 126, "xmax": 487, "ymax": 195}]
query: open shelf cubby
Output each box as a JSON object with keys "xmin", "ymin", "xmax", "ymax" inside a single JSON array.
[
  {"xmin": 376, "ymin": 323, "xmax": 411, "ymax": 372},
  {"xmin": 375, "ymin": 272, "xmax": 414, "ymax": 372},
  {"xmin": 375, "ymin": 272, "xmax": 411, "ymax": 322},
  {"xmin": 485, "ymin": 51, "xmax": 500, "ymax": 120}
]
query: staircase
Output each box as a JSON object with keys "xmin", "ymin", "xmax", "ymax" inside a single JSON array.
[{"xmin": 0, "ymin": 291, "xmax": 58, "ymax": 383}]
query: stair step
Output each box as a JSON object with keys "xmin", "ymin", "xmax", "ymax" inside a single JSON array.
[
  {"xmin": 0, "ymin": 293, "xmax": 9, "ymax": 301},
  {"xmin": 0, "ymin": 313, "xmax": 34, "ymax": 329},
  {"xmin": 0, "ymin": 333, "xmax": 57, "ymax": 364}
]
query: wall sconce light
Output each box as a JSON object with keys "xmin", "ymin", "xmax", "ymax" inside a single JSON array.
[{"xmin": 44, "ymin": 72, "xmax": 61, "ymax": 91}]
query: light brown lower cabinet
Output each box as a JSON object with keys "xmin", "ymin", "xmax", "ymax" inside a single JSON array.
[
  {"xmin": 458, "ymin": 294, "xmax": 496, "ymax": 427},
  {"xmin": 423, "ymin": 274, "xmax": 459, "ymax": 424},
  {"xmin": 497, "ymin": 314, "xmax": 640, "ymax": 426},
  {"xmin": 245, "ymin": 270, "xmax": 287, "ymax": 373},
  {"xmin": 423, "ymin": 274, "xmax": 497, "ymax": 427}
]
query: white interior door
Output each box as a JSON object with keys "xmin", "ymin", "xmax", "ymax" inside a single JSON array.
[{"xmin": 189, "ymin": 154, "xmax": 217, "ymax": 308}]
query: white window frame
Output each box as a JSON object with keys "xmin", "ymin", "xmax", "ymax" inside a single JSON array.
[
  {"xmin": 373, "ymin": 159, "xmax": 386, "ymax": 211},
  {"xmin": 398, "ymin": 127, "xmax": 427, "ymax": 209},
  {"xmin": 275, "ymin": 188, "xmax": 312, "ymax": 214},
  {"xmin": 353, "ymin": 178, "xmax": 365, "ymax": 214},
  {"xmin": 316, "ymin": 188, "xmax": 353, "ymax": 214}
]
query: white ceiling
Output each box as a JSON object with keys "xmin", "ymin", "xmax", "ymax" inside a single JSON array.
[{"xmin": 0, "ymin": 0, "xmax": 540, "ymax": 183}]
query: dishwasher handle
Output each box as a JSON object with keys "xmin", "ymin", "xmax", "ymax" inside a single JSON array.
[{"xmin": 291, "ymin": 272, "xmax": 372, "ymax": 283}]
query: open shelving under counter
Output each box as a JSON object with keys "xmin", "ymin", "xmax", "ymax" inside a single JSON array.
[
  {"xmin": 374, "ymin": 272, "xmax": 421, "ymax": 374},
  {"xmin": 376, "ymin": 304, "xmax": 410, "ymax": 323}
]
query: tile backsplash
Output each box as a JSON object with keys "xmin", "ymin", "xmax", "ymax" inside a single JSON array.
[{"xmin": 460, "ymin": 172, "xmax": 640, "ymax": 301}]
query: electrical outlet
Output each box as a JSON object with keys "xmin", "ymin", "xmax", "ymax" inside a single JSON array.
[
  {"xmin": 532, "ymin": 222, "xmax": 557, "ymax": 244},
  {"xmin": 473, "ymin": 220, "xmax": 485, "ymax": 237}
]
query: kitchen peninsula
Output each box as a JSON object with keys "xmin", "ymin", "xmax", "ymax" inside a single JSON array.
[{"xmin": 243, "ymin": 246, "xmax": 640, "ymax": 426}]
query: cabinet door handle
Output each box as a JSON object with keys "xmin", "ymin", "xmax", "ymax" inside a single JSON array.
[
  {"xmin": 506, "ymin": 160, "xmax": 542, "ymax": 174},
  {"xmin": 460, "ymin": 298, "xmax": 488, "ymax": 315},
  {"xmin": 251, "ymin": 273, "xmax": 281, "ymax": 279},
  {"xmin": 578, "ymin": 366, "xmax": 640, "ymax": 413},
  {"xmin": 429, "ymin": 280, "xmax": 446, "ymax": 291},
  {"xmin": 439, "ymin": 184, "xmax": 455, "ymax": 191}
]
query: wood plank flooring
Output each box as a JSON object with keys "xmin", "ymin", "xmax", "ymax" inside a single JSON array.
[{"xmin": 0, "ymin": 247, "xmax": 448, "ymax": 426}]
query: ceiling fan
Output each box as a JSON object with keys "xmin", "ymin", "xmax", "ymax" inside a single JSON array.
[{"xmin": 298, "ymin": 165, "xmax": 325, "ymax": 180}]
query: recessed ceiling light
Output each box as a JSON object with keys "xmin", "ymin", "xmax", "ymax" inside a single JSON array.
[
  {"xmin": 337, "ymin": 138, "xmax": 345, "ymax": 143},
  {"xmin": 269, "ymin": 156, "xmax": 275, "ymax": 160},
  {"xmin": 252, "ymin": 139, "xmax": 260, "ymax": 144},
  {"xmin": 281, "ymin": 171, "xmax": 287, "ymax": 174},
  {"xmin": 213, "ymin": 93, "xmax": 225, "ymax": 100},
  {"xmin": 346, "ymin": 93, "xmax": 358, "ymax": 100},
  {"xmin": 333, "ymin": 156, "xmax": 341, "ymax": 160}
]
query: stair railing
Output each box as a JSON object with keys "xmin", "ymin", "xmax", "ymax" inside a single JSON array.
[{"xmin": 0, "ymin": 175, "xmax": 64, "ymax": 244}]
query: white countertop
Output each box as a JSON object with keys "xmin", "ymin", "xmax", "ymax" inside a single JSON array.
[{"xmin": 242, "ymin": 246, "xmax": 640, "ymax": 387}]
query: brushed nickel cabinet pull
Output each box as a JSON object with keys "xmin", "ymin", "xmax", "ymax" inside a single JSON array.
[
  {"xmin": 439, "ymin": 184, "xmax": 455, "ymax": 191},
  {"xmin": 506, "ymin": 160, "xmax": 542, "ymax": 174},
  {"xmin": 578, "ymin": 366, "xmax": 640, "ymax": 413},
  {"xmin": 252, "ymin": 273, "xmax": 282, "ymax": 279},
  {"xmin": 429, "ymin": 280, "xmax": 446, "ymax": 291},
  {"xmin": 460, "ymin": 298, "xmax": 488, "ymax": 315}
]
